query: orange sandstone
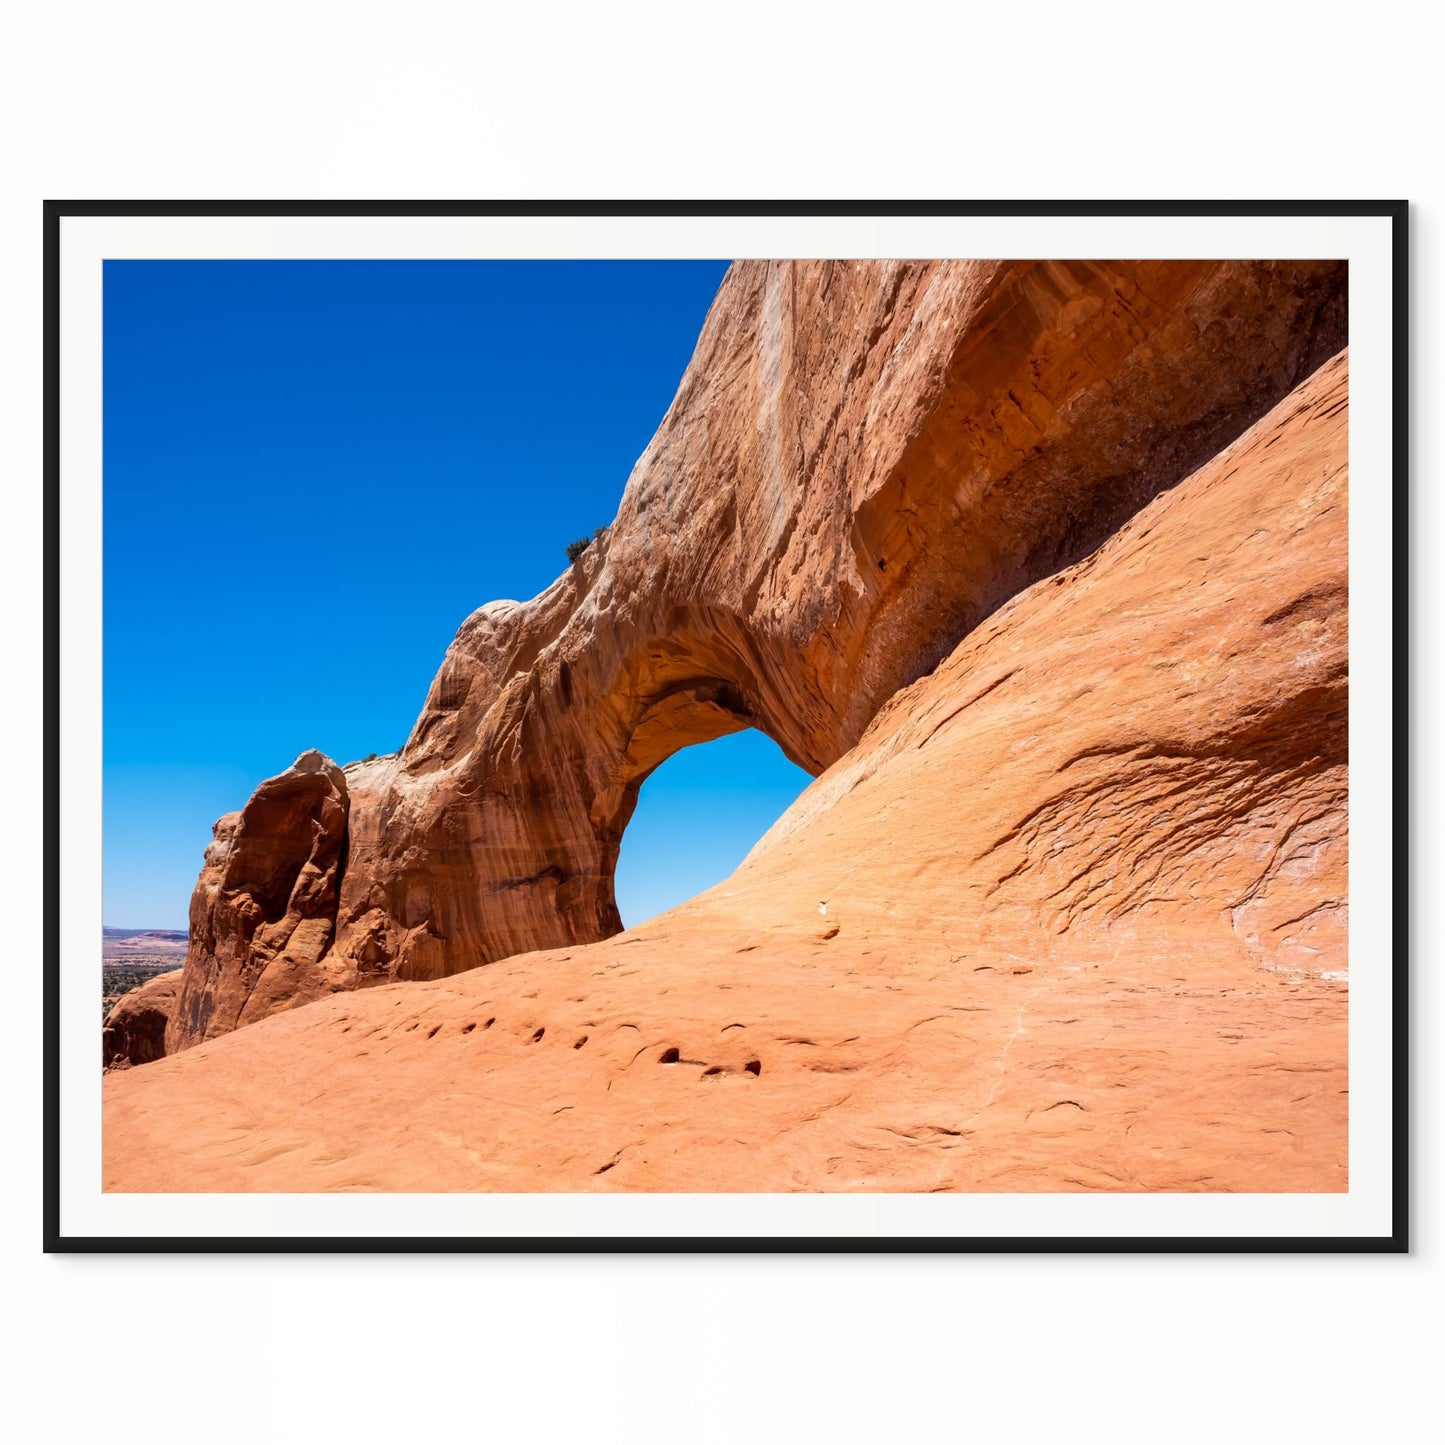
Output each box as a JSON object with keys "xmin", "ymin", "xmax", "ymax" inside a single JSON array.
[
  {"xmin": 103, "ymin": 349, "xmax": 1348, "ymax": 1192},
  {"xmin": 161, "ymin": 259, "xmax": 1347, "ymax": 1051}
]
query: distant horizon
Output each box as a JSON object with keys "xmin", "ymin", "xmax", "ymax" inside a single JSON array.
[{"xmin": 104, "ymin": 260, "xmax": 811, "ymax": 931}]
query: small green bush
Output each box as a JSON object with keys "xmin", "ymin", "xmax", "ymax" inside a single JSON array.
[{"xmin": 565, "ymin": 526, "xmax": 608, "ymax": 564}]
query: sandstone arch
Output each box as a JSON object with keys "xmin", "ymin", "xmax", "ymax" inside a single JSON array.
[
  {"xmin": 165, "ymin": 257, "xmax": 1348, "ymax": 1053},
  {"xmin": 108, "ymin": 349, "xmax": 1353, "ymax": 1190}
]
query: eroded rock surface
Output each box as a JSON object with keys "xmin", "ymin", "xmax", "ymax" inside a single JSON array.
[
  {"xmin": 103, "ymin": 969, "xmax": 182, "ymax": 1070},
  {"xmin": 167, "ymin": 750, "xmax": 350, "ymax": 1052},
  {"xmin": 103, "ymin": 352, "xmax": 1349, "ymax": 1191},
  {"xmin": 163, "ymin": 259, "xmax": 1346, "ymax": 1052}
]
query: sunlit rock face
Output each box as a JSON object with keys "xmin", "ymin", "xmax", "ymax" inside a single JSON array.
[
  {"xmin": 103, "ymin": 969, "xmax": 183, "ymax": 1069},
  {"xmin": 163, "ymin": 258, "xmax": 1347, "ymax": 1053},
  {"xmin": 167, "ymin": 750, "xmax": 351, "ymax": 1052},
  {"xmin": 106, "ymin": 353, "xmax": 1351, "ymax": 1192}
]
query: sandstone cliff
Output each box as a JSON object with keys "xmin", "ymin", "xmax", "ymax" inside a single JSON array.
[
  {"xmin": 168, "ymin": 750, "xmax": 349, "ymax": 1051},
  {"xmin": 163, "ymin": 258, "xmax": 1347, "ymax": 1053},
  {"xmin": 104, "ymin": 349, "xmax": 1349, "ymax": 1191}
]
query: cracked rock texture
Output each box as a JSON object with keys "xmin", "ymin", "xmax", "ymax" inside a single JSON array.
[
  {"xmin": 161, "ymin": 258, "xmax": 1346, "ymax": 1053},
  {"xmin": 103, "ymin": 349, "xmax": 1348, "ymax": 1191}
]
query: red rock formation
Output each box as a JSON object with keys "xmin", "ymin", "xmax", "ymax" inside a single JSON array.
[
  {"xmin": 161, "ymin": 259, "xmax": 1346, "ymax": 1053},
  {"xmin": 103, "ymin": 350, "xmax": 1349, "ymax": 1191},
  {"xmin": 739, "ymin": 348, "xmax": 1348, "ymax": 977},
  {"xmin": 167, "ymin": 750, "xmax": 350, "ymax": 1051},
  {"xmin": 103, "ymin": 969, "xmax": 182, "ymax": 1069}
]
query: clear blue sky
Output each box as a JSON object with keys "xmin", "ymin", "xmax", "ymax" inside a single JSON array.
[{"xmin": 104, "ymin": 260, "xmax": 812, "ymax": 930}]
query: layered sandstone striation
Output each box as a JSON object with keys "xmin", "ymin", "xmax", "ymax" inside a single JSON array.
[
  {"xmin": 162, "ymin": 259, "xmax": 1347, "ymax": 1053},
  {"xmin": 736, "ymin": 349, "xmax": 1349, "ymax": 975},
  {"xmin": 103, "ymin": 350, "xmax": 1349, "ymax": 1190}
]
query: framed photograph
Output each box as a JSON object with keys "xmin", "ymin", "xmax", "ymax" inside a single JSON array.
[{"xmin": 46, "ymin": 201, "xmax": 1406, "ymax": 1251}]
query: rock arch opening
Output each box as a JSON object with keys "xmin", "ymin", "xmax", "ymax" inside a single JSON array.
[
  {"xmin": 612, "ymin": 728, "xmax": 812, "ymax": 928},
  {"xmin": 157, "ymin": 258, "xmax": 1351, "ymax": 1052}
]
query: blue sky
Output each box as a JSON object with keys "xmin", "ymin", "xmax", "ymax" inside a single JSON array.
[{"xmin": 104, "ymin": 260, "xmax": 812, "ymax": 929}]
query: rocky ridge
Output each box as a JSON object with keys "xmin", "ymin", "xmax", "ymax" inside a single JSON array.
[
  {"xmin": 157, "ymin": 258, "xmax": 1347, "ymax": 1055},
  {"xmin": 103, "ymin": 345, "xmax": 1349, "ymax": 1190}
]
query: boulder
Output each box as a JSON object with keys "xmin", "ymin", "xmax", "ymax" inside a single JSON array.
[
  {"xmin": 103, "ymin": 351, "xmax": 1350, "ymax": 1190},
  {"xmin": 102, "ymin": 969, "xmax": 183, "ymax": 1070}
]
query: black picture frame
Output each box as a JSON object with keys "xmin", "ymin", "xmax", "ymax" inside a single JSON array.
[{"xmin": 45, "ymin": 199, "xmax": 1409, "ymax": 1253}]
